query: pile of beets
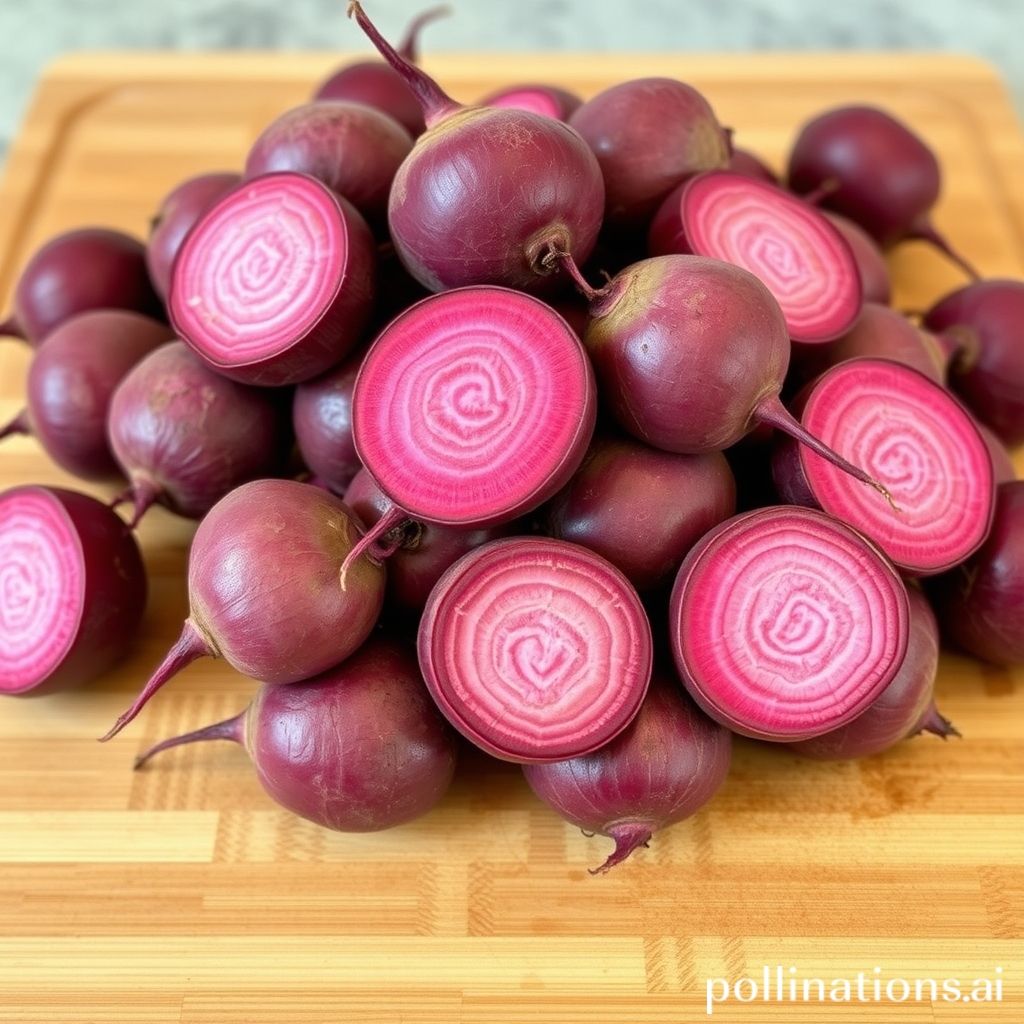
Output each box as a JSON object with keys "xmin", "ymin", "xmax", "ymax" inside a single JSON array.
[{"xmin": 1, "ymin": 3, "xmax": 1022, "ymax": 873}]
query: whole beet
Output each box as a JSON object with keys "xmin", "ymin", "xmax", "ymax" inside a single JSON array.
[
  {"xmin": 244, "ymin": 102, "xmax": 413, "ymax": 228},
  {"xmin": 0, "ymin": 311, "xmax": 172, "ymax": 480},
  {"xmin": 108, "ymin": 341, "xmax": 289, "ymax": 526},
  {"xmin": 823, "ymin": 212, "xmax": 892, "ymax": 306},
  {"xmin": 923, "ymin": 279, "xmax": 1024, "ymax": 446},
  {"xmin": 133, "ymin": 636, "xmax": 457, "ymax": 832},
  {"xmin": 568, "ymin": 77, "xmax": 730, "ymax": 229},
  {"xmin": 523, "ymin": 676, "xmax": 732, "ymax": 873},
  {"xmin": 976, "ymin": 421, "xmax": 1017, "ymax": 485},
  {"xmin": 146, "ymin": 172, "xmax": 241, "ymax": 299},
  {"xmin": 544, "ymin": 433, "xmax": 736, "ymax": 591},
  {"xmin": 728, "ymin": 146, "xmax": 778, "ymax": 184},
  {"xmin": 931, "ymin": 481, "xmax": 1024, "ymax": 665},
  {"xmin": 3, "ymin": 228, "xmax": 163, "ymax": 344}
]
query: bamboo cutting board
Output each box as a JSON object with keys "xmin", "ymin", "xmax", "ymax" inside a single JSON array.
[{"xmin": 0, "ymin": 52, "xmax": 1022, "ymax": 1024}]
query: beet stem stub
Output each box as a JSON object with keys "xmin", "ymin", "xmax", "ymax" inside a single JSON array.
[
  {"xmin": 915, "ymin": 703, "xmax": 960, "ymax": 739},
  {"xmin": 545, "ymin": 250, "xmax": 604, "ymax": 303},
  {"xmin": 347, "ymin": 2, "xmax": 460, "ymax": 127},
  {"xmin": 906, "ymin": 220, "xmax": 980, "ymax": 281},
  {"xmin": 123, "ymin": 476, "xmax": 163, "ymax": 529},
  {"xmin": 396, "ymin": 4, "xmax": 450, "ymax": 61},
  {"xmin": 589, "ymin": 822, "xmax": 654, "ymax": 875},
  {"xmin": 339, "ymin": 503, "xmax": 407, "ymax": 588},
  {"xmin": 0, "ymin": 409, "xmax": 30, "ymax": 442},
  {"xmin": 100, "ymin": 620, "xmax": 212, "ymax": 741},
  {"xmin": 133, "ymin": 710, "xmax": 245, "ymax": 770}
]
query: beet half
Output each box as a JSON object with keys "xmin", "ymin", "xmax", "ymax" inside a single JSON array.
[
  {"xmin": 670, "ymin": 505, "xmax": 910, "ymax": 741},
  {"xmin": 0, "ymin": 485, "xmax": 146, "ymax": 696},
  {"xmin": 0, "ymin": 311, "xmax": 171, "ymax": 481},
  {"xmin": 169, "ymin": 172, "xmax": 376, "ymax": 386},
  {"xmin": 524, "ymin": 677, "xmax": 731, "ymax": 872},
  {"xmin": 134, "ymin": 636, "xmax": 457, "ymax": 831},
  {"xmin": 419, "ymin": 536, "xmax": 653, "ymax": 763},
  {"xmin": 102, "ymin": 479, "xmax": 384, "ymax": 739}
]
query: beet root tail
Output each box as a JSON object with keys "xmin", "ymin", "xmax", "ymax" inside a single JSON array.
[
  {"xmin": 0, "ymin": 408, "xmax": 30, "ymax": 442},
  {"xmin": 589, "ymin": 822, "xmax": 654, "ymax": 875},
  {"xmin": 0, "ymin": 314, "xmax": 25, "ymax": 341},
  {"xmin": 133, "ymin": 710, "xmax": 246, "ymax": 769},
  {"xmin": 338, "ymin": 503, "xmax": 408, "ymax": 590},
  {"xmin": 915, "ymin": 702, "xmax": 961, "ymax": 740},
  {"xmin": 396, "ymin": 4, "xmax": 451, "ymax": 61},
  {"xmin": 908, "ymin": 220, "xmax": 980, "ymax": 282}
]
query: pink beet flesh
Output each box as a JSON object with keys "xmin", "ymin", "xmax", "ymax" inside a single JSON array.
[
  {"xmin": 670, "ymin": 505, "xmax": 910, "ymax": 741},
  {"xmin": 418, "ymin": 536, "xmax": 653, "ymax": 763},
  {"xmin": 0, "ymin": 486, "xmax": 146, "ymax": 696},
  {"xmin": 523, "ymin": 676, "xmax": 732, "ymax": 872},
  {"xmin": 650, "ymin": 171, "xmax": 863, "ymax": 343},
  {"xmin": 169, "ymin": 172, "xmax": 376, "ymax": 386},
  {"xmin": 480, "ymin": 84, "xmax": 582, "ymax": 121},
  {"xmin": 773, "ymin": 359, "xmax": 994, "ymax": 576},
  {"xmin": 352, "ymin": 287, "xmax": 596, "ymax": 527}
]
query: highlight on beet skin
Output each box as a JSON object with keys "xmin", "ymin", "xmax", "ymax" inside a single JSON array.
[
  {"xmin": 418, "ymin": 536, "xmax": 653, "ymax": 763},
  {"xmin": 670, "ymin": 505, "xmax": 910, "ymax": 742}
]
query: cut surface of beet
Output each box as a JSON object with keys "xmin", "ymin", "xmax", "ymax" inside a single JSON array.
[
  {"xmin": 353, "ymin": 287, "xmax": 595, "ymax": 526},
  {"xmin": 419, "ymin": 536, "xmax": 652, "ymax": 762},
  {"xmin": 775, "ymin": 359, "xmax": 994, "ymax": 575},
  {"xmin": 169, "ymin": 172, "xmax": 374, "ymax": 385},
  {"xmin": 670, "ymin": 505, "xmax": 909, "ymax": 741},
  {"xmin": 653, "ymin": 171, "xmax": 861, "ymax": 343}
]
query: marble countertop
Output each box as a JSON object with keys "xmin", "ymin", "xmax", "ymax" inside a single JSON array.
[{"xmin": 1, "ymin": 0, "xmax": 1021, "ymax": 155}]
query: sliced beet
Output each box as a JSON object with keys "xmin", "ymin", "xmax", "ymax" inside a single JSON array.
[
  {"xmin": 244, "ymin": 102, "xmax": 413, "ymax": 229},
  {"xmin": 923, "ymin": 278, "xmax": 1024, "ymax": 446},
  {"xmin": 789, "ymin": 588, "xmax": 954, "ymax": 759},
  {"xmin": 0, "ymin": 485, "xmax": 146, "ymax": 696},
  {"xmin": 772, "ymin": 358, "xmax": 994, "ymax": 576},
  {"xmin": 931, "ymin": 481, "xmax": 1024, "ymax": 665},
  {"xmin": 567, "ymin": 77, "xmax": 729, "ymax": 229},
  {"xmin": 146, "ymin": 172, "xmax": 242, "ymax": 300},
  {"xmin": 0, "ymin": 311, "xmax": 171, "ymax": 481},
  {"xmin": 4, "ymin": 228, "xmax": 163, "ymax": 345},
  {"xmin": 649, "ymin": 171, "xmax": 862, "ymax": 343},
  {"xmin": 822, "ymin": 211, "xmax": 891, "ymax": 306},
  {"xmin": 669, "ymin": 505, "xmax": 910, "ymax": 741},
  {"xmin": 728, "ymin": 147, "xmax": 778, "ymax": 184},
  {"xmin": 169, "ymin": 172, "xmax": 376, "ymax": 386},
  {"xmin": 480, "ymin": 84, "xmax": 582, "ymax": 121},
  {"xmin": 543, "ymin": 433, "xmax": 736, "ymax": 591},
  {"xmin": 108, "ymin": 342, "xmax": 290, "ymax": 526},
  {"xmin": 418, "ymin": 536, "xmax": 653, "ymax": 763}
]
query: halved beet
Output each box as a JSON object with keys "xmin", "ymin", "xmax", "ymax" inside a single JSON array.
[
  {"xmin": 0, "ymin": 485, "xmax": 146, "ymax": 696},
  {"xmin": 480, "ymin": 84, "xmax": 582, "ymax": 121},
  {"xmin": 923, "ymin": 279, "xmax": 1024, "ymax": 446},
  {"xmin": 169, "ymin": 172, "xmax": 376, "ymax": 386},
  {"xmin": 146, "ymin": 172, "xmax": 242, "ymax": 300},
  {"xmin": 822, "ymin": 211, "xmax": 891, "ymax": 306},
  {"xmin": 347, "ymin": 286, "xmax": 595, "ymax": 563},
  {"xmin": 244, "ymin": 102, "xmax": 413, "ymax": 228},
  {"xmin": 418, "ymin": 536, "xmax": 653, "ymax": 762},
  {"xmin": 649, "ymin": 171, "xmax": 862, "ymax": 343},
  {"xmin": 669, "ymin": 505, "xmax": 910, "ymax": 741},
  {"xmin": 0, "ymin": 310, "xmax": 171, "ymax": 481},
  {"xmin": 772, "ymin": 358, "xmax": 995, "ymax": 576}
]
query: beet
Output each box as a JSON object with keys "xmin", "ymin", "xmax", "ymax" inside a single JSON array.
[
  {"xmin": 567, "ymin": 77, "xmax": 729, "ymax": 229},
  {"xmin": 134, "ymin": 636, "xmax": 457, "ymax": 831},
  {"xmin": 0, "ymin": 485, "xmax": 146, "ymax": 696},
  {"xmin": 244, "ymin": 102, "xmax": 413, "ymax": 229},
  {"xmin": 480, "ymin": 84, "xmax": 582, "ymax": 121},
  {"xmin": 419, "ymin": 536, "xmax": 652, "ymax": 762},
  {"xmin": 0, "ymin": 311, "xmax": 171, "ymax": 481},
  {"xmin": 313, "ymin": 5, "xmax": 449, "ymax": 136},
  {"xmin": 649, "ymin": 171, "xmax": 862, "ymax": 343},
  {"xmin": 670, "ymin": 505, "xmax": 910, "ymax": 741},
  {"xmin": 102, "ymin": 479, "xmax": 385, "ymax": 739},
  {"xmin": 923, "ymin": 279, "xmax": 1024, "ymax": 446},
  {"xmin": 543, "ymin": 433, "xmax": 736, "ymax": 591},
  {"xmin": 772, "ymin": 358, "xmax": 994, "ymax": 576},
  {"xmin": 349, "ymin": 2, "xmax": 604, "ymax": 294},
  {"xmin": 292, "ymin": 351, "xmax": 362, "ymax": 494},
  {"xmin": 146, "ymin": 172, "xmax": 241, "ymax": 300},
  {"xmin": 787, "ymin": 105, "xmax": 977, "ymax": 278},
  {"xmin": 523, "ymin": 676, "xmax": 731, "ymax": 872},
  {"xmin": 789, "ymin": 589, "xmax": 955, "ymax": 759},
  {"xmin": 975, "ymin": 420, "xmax": 1017, "ymax": 485},
  {"xmin": 791, "ymin": 303, "xmax": 945, "ymax": 386},
  {"xmin": 3, "ymin": 228, "xmax": 163, "ymax": 345},
  {"xmin": 108, "ymin": 342, "xmax": 289, "ymax": 526},
  {"xmin": 931, "ymin": 481, "xmax": 1024, "ymax": 665},
  {"xmin": 728, "ymin": 147, "xmax": 778, "ymax": 184},
  {"xmin": 822, "ymin": 211, "xmax": 891, "ymax": 306},
  {"xmin": 169, "ymin": 172, "xmax": 376, "ymax": 386},
  {"xmin": 344, "ymin": 468, "xmax": 510, "ymax": 610}
]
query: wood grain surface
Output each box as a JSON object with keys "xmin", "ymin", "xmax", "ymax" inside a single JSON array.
[{"xmin": 0, "ymin": 52, "xmax": 1022, "ymax": 1024}]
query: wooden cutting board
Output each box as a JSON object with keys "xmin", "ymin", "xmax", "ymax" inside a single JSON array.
[{"xmin": 0, "ymin": 52, "xmax": 1022, "ymax": 1024}]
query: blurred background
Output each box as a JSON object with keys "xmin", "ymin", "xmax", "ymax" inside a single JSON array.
[{"xmin": 0, "ymin": 0, "xmax": 1022, "ymax": 155}]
